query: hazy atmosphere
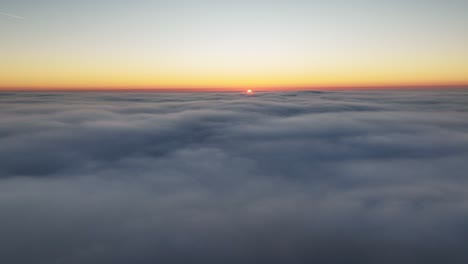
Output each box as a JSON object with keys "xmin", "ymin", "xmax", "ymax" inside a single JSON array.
[{"xmin": 1, "ymin": 0, "xmax": 468, "ymax": 89}]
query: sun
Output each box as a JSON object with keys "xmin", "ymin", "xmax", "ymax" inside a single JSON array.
[{"xmin": 243, "ymin": 89, "xmax": 254, "ymax": 95}]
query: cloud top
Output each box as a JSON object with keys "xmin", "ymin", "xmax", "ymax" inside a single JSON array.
[{"xmin": 1, "ymin": 90, "xmax": 468, "ymax": 263}]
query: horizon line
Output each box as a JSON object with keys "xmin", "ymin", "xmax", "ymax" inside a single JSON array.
[{"xmin": 1, "ymin": 83, "xmax": 468, "ymax": 92}]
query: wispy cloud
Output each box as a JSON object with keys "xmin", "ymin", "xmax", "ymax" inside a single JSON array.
[{"xmin": 0, "ymin": 11, "xmax": 25, "ymax": 20}]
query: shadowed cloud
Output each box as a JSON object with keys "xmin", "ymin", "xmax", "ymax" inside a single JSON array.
[{"xmin": 1, "ymin": 90, "xmax": 468, "ymax": 264}]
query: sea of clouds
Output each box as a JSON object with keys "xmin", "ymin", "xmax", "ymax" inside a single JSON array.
[{"xmin": 1, "ymin": 90, "xmax": 468, "ymax": 264}]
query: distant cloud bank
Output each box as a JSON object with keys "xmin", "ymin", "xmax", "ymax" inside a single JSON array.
[{"xmin": 1, "ymin": 90, "xmax": 468, "ymax": 264}]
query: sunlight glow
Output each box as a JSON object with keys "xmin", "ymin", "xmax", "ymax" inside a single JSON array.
[{"xmin": 1, "ymin": 1, "xmax": 467, "ymax": 90}]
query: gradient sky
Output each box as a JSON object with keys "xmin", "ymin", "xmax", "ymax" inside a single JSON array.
[{"xmin": 1, "ymin": 0, "xmax": 468, "ymax": 90}]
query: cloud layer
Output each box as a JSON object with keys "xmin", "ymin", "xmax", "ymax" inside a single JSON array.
[{"xmin": 1, "ymin": 90, "xmax": 468, "ymax": 264}]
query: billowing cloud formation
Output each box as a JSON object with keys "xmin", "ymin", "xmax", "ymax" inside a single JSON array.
[{"xmin": 1, "ymin": 90, "xmax": 468, "ymax": 264}]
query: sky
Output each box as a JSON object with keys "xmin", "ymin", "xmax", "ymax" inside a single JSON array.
[
  {"xmin": 1, "ymin": 0, "xmax": 468, "ymax": 90},
  {"xmin": 1, "ymin": 90, "xmax": 468, "ymax": 263}
]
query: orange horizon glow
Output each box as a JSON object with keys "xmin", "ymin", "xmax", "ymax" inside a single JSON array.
[
  {"xmin": 2, "ymin": 57, "xmax": 467, "ymax": 91},
  {"xmin": 1, "ymin": 82, "xmax": 468, "ymax": 92},
  {"xmin": 1, "ymin": 1, "xmax": 468, "ymax": 91}
]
